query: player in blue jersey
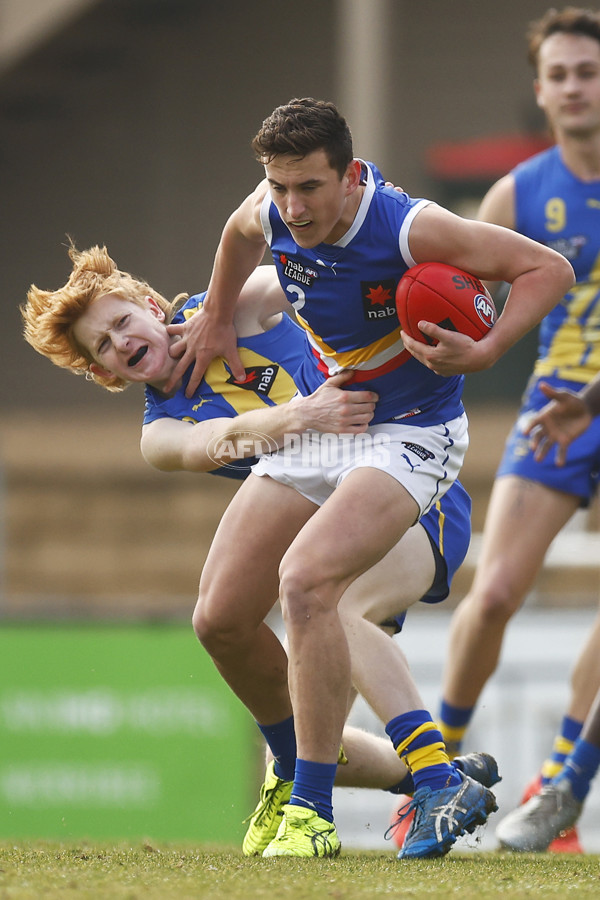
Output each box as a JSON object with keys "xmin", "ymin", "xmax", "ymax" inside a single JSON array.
[
  {"xmin": 437, "ymin": 6, "xmax": 600, "ymax": 854},
  {"xmin": 22, "ymin": 243, "xmax": 499, "ymax": 855},
  {"xmin": 168, "ymin": 98, "xmax": 572, "ymax": 857}
]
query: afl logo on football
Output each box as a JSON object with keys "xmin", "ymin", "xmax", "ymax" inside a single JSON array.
[{"xmin": 474, "ymin": 294, "xmax": 497, "ymax": 329}]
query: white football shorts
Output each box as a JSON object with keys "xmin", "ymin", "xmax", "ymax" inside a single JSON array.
[{"xmin": 252, "ymin": 413, "xmax": 469, "ymax": 516}]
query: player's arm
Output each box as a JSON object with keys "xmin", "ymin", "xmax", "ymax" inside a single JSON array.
[
  {"xmin": 401, "ymin": 203, "xmax": 574, "ymax": 375},
  {"xmin": 475, "ymin": 173, "xmax": 516, "ymax": 295},
  {"xmin": 164, "ymin": 182, "xmax": 270, "ymax": 396},
  {"xmin": 477, "ymin": 173, "xmax": 516, "ymax": 230},
  {"xmin": 233, "ymin": 265, "xmax": 292, "ymax": 336},
  {"xmin": 140, "ymin": 371, "xmax": 378, "ymax": 473},
  {"xmin": 523, "ymin": 376, "xmax": 600, "ymax": 465}
]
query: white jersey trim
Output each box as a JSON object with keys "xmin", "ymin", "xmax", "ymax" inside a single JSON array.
[
  {"xmin": 333, "ymin": 159, "xmax": 374, "ymax": 249},
  {"xmin": 304, "ymin": 329, "xmax": 406, "ymax": 375},
  {"xmin": 260, "ymin": 191, "xmax": 273, "ymax": 246},
  {"xmin": 399, "ymin": 199, "xmax": 435, "ymax": 267}
]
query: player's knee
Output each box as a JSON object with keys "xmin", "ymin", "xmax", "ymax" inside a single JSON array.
[
  {"xmin": 278, "ymin": 556, "xmax": 332, "ymax": 625},
  {"xmin": 278, "ymin": 568, "xmax": 311, "ymax": 624},
  {"xmin": 191, "ymin": 596, "xmax": 216, "ymax": 646},
  {"xmin": 192, "ymin": 592, "xmax": 241, "ymax": 653},
  {"xmin": 469, "ymin": 578, "xmax": 523, "ymax": 622},
  {"xmin": 338, "ymin": 589, "xmax": 380, "ymax": 625}
]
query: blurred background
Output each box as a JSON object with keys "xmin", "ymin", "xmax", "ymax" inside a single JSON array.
[{"xmin": 1, "ymin": 0, "xmax": 599, "ymax": 849}]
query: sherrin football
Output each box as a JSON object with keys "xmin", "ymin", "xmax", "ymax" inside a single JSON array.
[{"xmin": 396, "ymin": 262, "xmax": 497, "ymax": 345}]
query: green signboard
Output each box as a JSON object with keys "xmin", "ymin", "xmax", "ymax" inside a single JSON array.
[{"xmin": 0, "ymin": 624, "xmax": 253, "ymax": 841}]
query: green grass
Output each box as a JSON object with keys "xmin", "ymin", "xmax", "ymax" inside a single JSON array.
[{"xmin": 0, "ymin": 843, "xmax": 599, "ymax": 900}]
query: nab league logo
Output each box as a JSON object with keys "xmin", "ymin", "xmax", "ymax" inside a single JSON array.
[
  {"xmin": 227, "ymin": 365, "xmax": 279, "ymax": 397},
  {"xmin": 401, "ymin": 442, "xmax": 435, "ymax": 461},
  {"xmin": 473, "ymin": 294, "xmax": 497, "ymax": 329},
  {"xmin": 361, "ymin": 279, "xmax": 397, "ymax": 320},
  {"xmin": 279, "ymin": 253, "xmax": 318, "ymax": 287}
]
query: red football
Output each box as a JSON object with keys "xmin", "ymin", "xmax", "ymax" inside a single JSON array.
[{"xmin": 396, "ymin": 262, "xmax": 497, "ymax": 345}]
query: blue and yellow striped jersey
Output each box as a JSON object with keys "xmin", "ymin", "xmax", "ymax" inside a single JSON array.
[
  {"xmin": 514, "ymin": 145, "xmax": 600, "ymax": 384},
  {"xmin": 143, "ymin": 293, "xmax": 308, "ymax": 478}
]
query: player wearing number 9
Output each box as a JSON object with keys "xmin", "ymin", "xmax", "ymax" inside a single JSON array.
[{"xmin": 437, "ymin": 6, "xmax": 600, "ymax": 854}]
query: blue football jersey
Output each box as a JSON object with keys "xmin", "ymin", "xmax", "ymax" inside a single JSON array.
[
  {"xmin": 514, "ymin": 146, "xmax": 600, "ymax": 383},
  {"xmin": 260, "ymin": 161, "xmax": 465, "ymax": 426}
]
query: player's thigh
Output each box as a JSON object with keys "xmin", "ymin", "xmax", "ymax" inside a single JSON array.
[
  {"xmin": 280, "ymin": 467, "xmax": 420, "ymax": 602},
  {"xmin": 198, "ymin": 473, "xmax": 317, "ymax": 627},
  {"xmin": 338, "ymin": 522, "xmax": 435, "ymax": 624},
  {"xmin": 472, "ymin": 474, "xmax": 580, "ymax": 595}
]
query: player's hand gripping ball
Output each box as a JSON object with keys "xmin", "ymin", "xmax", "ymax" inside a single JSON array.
[{"xmin": 396, "ymin": 262, "xmax": 497, "ymax": 345}]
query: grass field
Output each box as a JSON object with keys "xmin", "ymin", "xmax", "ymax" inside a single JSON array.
[{"xmin": 1, "ymin": 843, "xmax": 599, "ymax": 900}]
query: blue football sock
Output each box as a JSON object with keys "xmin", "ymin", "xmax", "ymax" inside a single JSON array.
[
  {"xmin": 438, "ymin": 700, "xmax": 474, "ymax": 756},
  {"xmin": 257, "ymin": 715, "xmax": 296, "ymax": 782},
  {"xmin": 386, "ymin": 771, "xmax": 415, "ymax": 795},
  {"xmin": 541, "ymin": 715, "xmax": 582, "ymax": 784},
  {"xmin": 558, "ymin": 737, "xmax": 600, "ymax": 802},
  {"xmin": 290, "ymin": 758, "xmax": 337, "ymax": 823},
  {"xmin": 386, "ymin": 709, "xmax": 461, "ymax": 793}
]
